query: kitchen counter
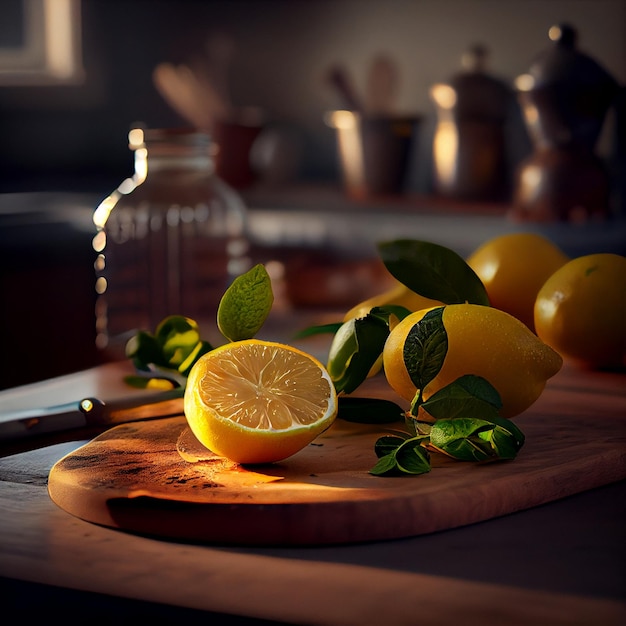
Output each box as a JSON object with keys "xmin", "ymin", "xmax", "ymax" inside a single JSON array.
[{"xmin": 0, "ymin": 354, "xmax": 625, "ymax": 624}]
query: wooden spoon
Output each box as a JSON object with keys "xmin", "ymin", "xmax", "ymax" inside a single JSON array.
[
  {"xmin": 153, "ymin": 62, "xmax": 209, "ymax": 129},
  {"xmin": 153, "ymin": 62, "xmax": 230, "ymax": 132},
  {"xmin": 325, "ymin": 63, "xmax": 363, "ymax": 112},
  {"xmin": 365, "ymin": 53, "xmax": 399, "ymax": 115}
]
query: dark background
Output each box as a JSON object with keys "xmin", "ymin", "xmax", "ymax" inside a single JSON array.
[
  {"xmin": 0, "ymin": 0, "xmax": 624, "ymax": 389},
  {"xmin": 0, "ymin": 0, "xmax": 624, "ymax": 200}
]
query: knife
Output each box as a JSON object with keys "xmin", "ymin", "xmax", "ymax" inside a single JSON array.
[{"xmin": 0, "ymin": 388, "xmax": 185, "ymax": 441}]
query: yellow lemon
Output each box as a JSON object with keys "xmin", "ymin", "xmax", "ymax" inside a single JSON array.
[
  {"xmin": 467, "ymin": 232, "xmax": 569, "ymax": 331},
  {"xmin": 534, "ymin": 253, "xmax": 626, "ymax": 369},
  {"xmin": 383, "ymin": 304, "xmax": 563, "ymax": 418},
  {"xmin": 343, "ymin": 282, "xmax": 444, "ymax": 322},
  {"xmin": 184, "ymin": 340, "xmax": 338, "ymax": 464},
  {"xmin": 342, "ymin": 282, "xmax": 443, "ymax": 378}
]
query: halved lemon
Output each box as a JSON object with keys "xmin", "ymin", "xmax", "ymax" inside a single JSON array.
[{"xmin": 183, "ymin": 339, "xmax": 338, "ymax": 464}]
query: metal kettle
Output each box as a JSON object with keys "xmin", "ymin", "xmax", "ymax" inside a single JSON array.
[
  {"xmin": 430, "ymin": 44, "xmax": 512, "ymax": 202},
  {"xmin": 512, "ymin": 23, "xmax": 620, "ymax": 221}
]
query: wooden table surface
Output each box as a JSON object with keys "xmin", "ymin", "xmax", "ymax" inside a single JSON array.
[{"xmin": 1, "ymin": 357, "xmax": 625, "ymax": 625}]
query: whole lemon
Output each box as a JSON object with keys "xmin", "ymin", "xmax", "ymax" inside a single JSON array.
[
  {"xmin": 342, "ymin": 282, "xmax": 443, "ymax": 378},
  {"xmin": 383, "ymin": 304, "xmax": 563, "ymax": 418},
  {"xmin": 534, "ymin": 253, "xmax": 626, "ymax": 369},
  {"xmin": 343, "ymin": 281, "xmax": 443, "ymax": 322},
  {"xmin": 467, "ymin": 232, "xmax": 569, "ymax": 331}
]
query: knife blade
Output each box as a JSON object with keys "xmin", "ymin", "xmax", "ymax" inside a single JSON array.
[{"xmin": 0, "ymin": 388, "xmax": 185, "ymax": 441}]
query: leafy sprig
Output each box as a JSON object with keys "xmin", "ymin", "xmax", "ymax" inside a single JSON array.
[
  {"xmin": 299, "ymin": 239, "xmax": 524, "ymax": 477},
  {"xmin": 377, "ymin": 239, "xmax": 489, "ymax": 305},
  {"xmin": 124, "ymin": 264, "xmax": 273, "ymax": 390},
  {"xmin": 123, "ymin": 239, "xmax": 526, "ymax": 479}
]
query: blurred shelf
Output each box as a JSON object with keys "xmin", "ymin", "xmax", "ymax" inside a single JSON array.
[
  {"xmin": 0, "ymin": 186, "xmax": 623, "ymax": 388},
  {"xmin": 2, "ymin": 186, "xmax": 624, "ymax": 261},
  {"xmin": 242, "ymin": 183, "xmax": 626, "ymax": 258}
]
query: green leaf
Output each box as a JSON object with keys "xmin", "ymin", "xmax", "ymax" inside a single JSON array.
[
  {"xmin": 155, "ymin": 316, "xmax": 203, "ymax": 367},
  {"xmin": 429, "ymin": 417, "xmax": 523, "ymax": 462},
  {"xmin": 293, "ymin": 322, "xmax": 343, "ymax": 339},
  {"xmin": 126, "ymin": 330, "xmax": 168, "ymax": 370},
  {"xmin": 368, "ymin": 305, "xmax": 412, "ymax": 323},
  {"xmin": 419, "ymin": 375, "xmax": 524, "ymax": 448},
  {"xmin": 326, "ymin": 314, "xmax": 390, "ymax": 394},
  {"xmin": 430, "ymin": 418, "xmax": 495, "ymax": 461},
  {"xmin": 395, "ymin": 439, "xmax": 431, "ymax": 475},
  {"xmin": 378, "ymin": 239, "xmax": 490, "ymax": 305},
  {"xmin": 421, "ymin": 375, "xmax": 502, "ymax": 420},
  {"xmin": 124, "ymin": 315, "xmax": 214, "ymax": 390},
  {"xmin": 454, "ymin": 374, "xmax": 503, "ymax": 409},
  {"xmin": 477, "ymin": 425, "xmax": 521, "ymax": 460},
  {"xmin": 370, "ymin": 454, "xmax": 399, "ymax": 476},
  {"xmin": 177, "ymin": 340, "xmax": 213, "ymax": 377},
  {"xmin": 370, "ymin": 435, "xmax": 431, "ymax": 476},
  {"xmin": 483, "ymin": 415, "xmax": 526, "ymax": 449},
  {"xmin": 217, "ymin": 264, "xmax": 274, "ymax": 342},
  {"xmin": 403, "ymin": 307, "xmax": 447, "ymax": 390},
  {"xmin": 337, "ymin": 397, "xmax": 405, "ymax": 424},
  {"xmin": 374, "ymin": 434, "xmax": 411, "ymax": 458},
  {"xmin": 125, "ymin": 316, "xmax": 211, "ymax": 374}
]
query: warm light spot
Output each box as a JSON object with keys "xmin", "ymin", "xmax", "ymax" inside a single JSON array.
[
  {"xmin": 42, "ymin": 0, "xmax": 83, "ymax": 80},
  {"xmin": 430, "ymin": 84, "xmax": 457, "ymax": 109},
  {"xmin": 521, "ymin": 164, "xmax": 543, "ymax": 189},
  {"xmin": 134, "ymin": 147, "xmax": 148, "ymax": 182},
  {"xmin": 80, "ymin": 398, "xmax": 94, "ymax": 413},
  {"xmin": 95, "ymin": 276, "xmax": 107, "ymax": 295},
  {"xmin": 93, "ymin": 194, "xmax": 118, "ymax": 228},
  {"xmin": 478, "ymin": 260, "xmax": 498, "ymax": 283},
  {"xmin": 94, "ymin": 254, "xmax": 105, "ymax": 271},
  {"xmin": 522, "ymin": 102, "xmax": 539, "ymax": 125},
  {"xmin": 265, "ymin": 259, "xmax": 285, "ymax": 282},
  {"xmin": 0, "ymin": 0, "xmax": 84, "ymax": 85},
  {"xmin": 92, "ymin": 230, "xmax": 106, "ymax": 253},
  {"xmin": 548, "ymin": 25, "xmax": 562, "ymax": 42},
  {"xmin": 515, "ymin": 73, "xmax": 535, "ymax": 92},
  {"xmin": 433, "ymin": 120, "xmax": 458, "ymax": 187},
  {"xmin": 536, "ymin": 296, "xmax": 559, "ymax": 319},
  {"xmin": 326, "ymin": 111, "xmax": 364, "ymax": 193},
  {"xmin": 326, "ymin": 110, "xmax": 358, "ymax": 130},
  {"xmin": 128, "ymin": 128, "xmax": 145, "ymax": 147},
  {"xmin": 118, "ymin": 177, "xmax": 136, "ymax": 195}
]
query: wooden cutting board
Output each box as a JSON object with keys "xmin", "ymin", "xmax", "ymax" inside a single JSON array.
[{"xmin": 48, "ymin": 364, "xmax": 626, "ymax": 546}]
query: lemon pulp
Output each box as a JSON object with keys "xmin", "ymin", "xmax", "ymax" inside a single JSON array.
[{"xmin": 184, "ymin": 340, "xmax": 338, "ymax": 464}]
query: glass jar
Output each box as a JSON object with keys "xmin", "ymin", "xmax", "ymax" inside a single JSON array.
[{"xmin": 92, "ymin": 127, "xmax": 251, "ymax": 358}]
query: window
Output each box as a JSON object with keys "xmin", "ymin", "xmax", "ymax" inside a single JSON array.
[{"xmin": 0, "ymin": 0, "xmax": 84, "ymax": 85}]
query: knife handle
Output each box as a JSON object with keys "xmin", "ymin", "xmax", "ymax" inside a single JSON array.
[{"xmin": 79, "ymin": 389, "xmax": 185, "ymax": 426}]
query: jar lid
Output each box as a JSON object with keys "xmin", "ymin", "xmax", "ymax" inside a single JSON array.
[{"xmin": 130, "ymin": 127, "xmax": 211, "ymax": 147}]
